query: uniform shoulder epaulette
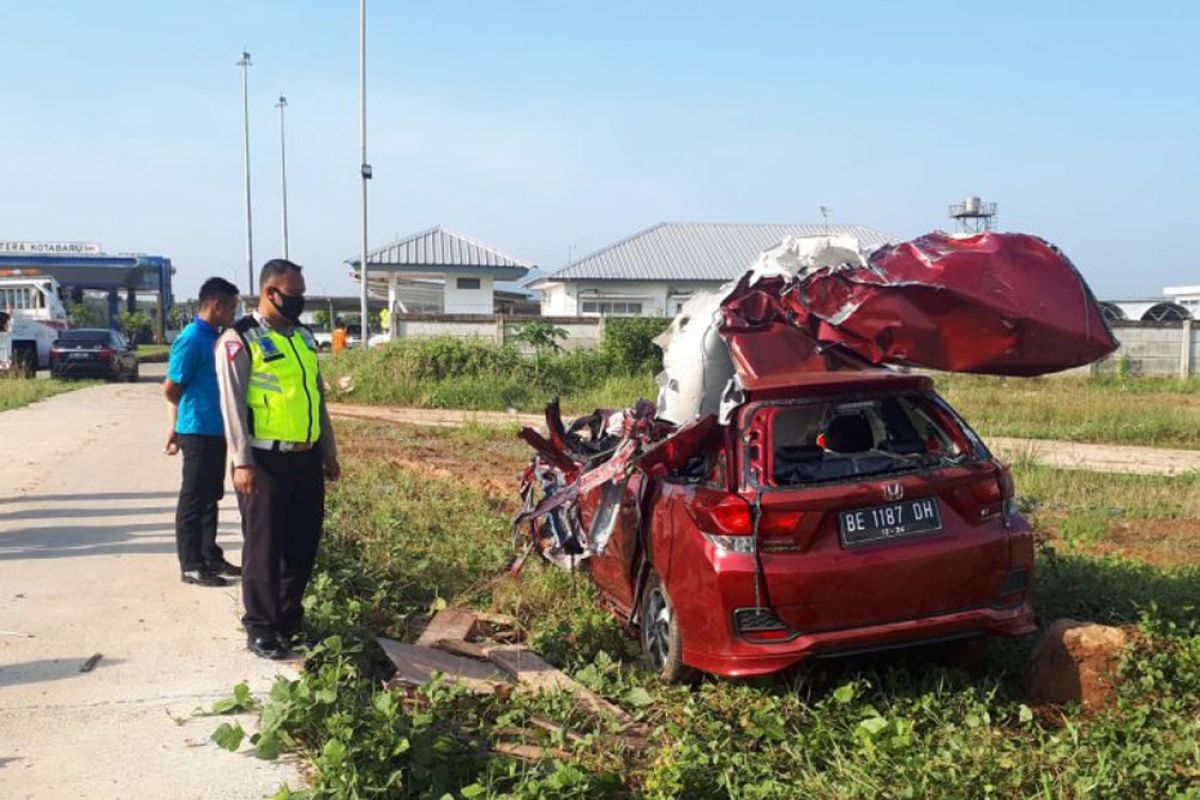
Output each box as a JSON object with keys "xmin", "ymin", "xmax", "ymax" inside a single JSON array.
[{"xmin": 233, "ymin": 315, "xmax": 260, "ymax": 334}]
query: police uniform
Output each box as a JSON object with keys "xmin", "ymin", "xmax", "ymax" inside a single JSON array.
[{"xmin": 215, "ymin": 312, "xmax": 338, "ymax": 642}]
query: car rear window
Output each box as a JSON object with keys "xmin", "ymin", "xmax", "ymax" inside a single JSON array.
[
  {"xmin": 768, "ymin": 394, "xmax": 969, "ymax": 486},
  {"xmin": 59, "ymin": 330, "xmax": 110, "ymax": 345}
]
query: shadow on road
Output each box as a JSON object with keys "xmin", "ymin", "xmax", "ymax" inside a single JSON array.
[
  {"xmin": 0, "ymin": 491, "xmax": 178, "ymax": 505},
  {"xmin": 0, "ymin": 656, "xmax": 125, "ymax": 689},
  {"xmin": 0, "ymin": 521, "xmax": 241, "ymax": 560},
  {"xmin": 0, "ymin": 505, "xmax": 177, "ymax": 521}
]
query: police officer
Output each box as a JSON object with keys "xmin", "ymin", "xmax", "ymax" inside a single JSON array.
[{"xmin": 216, "ymin": 259, "xmax": 341, "ymax": 660}]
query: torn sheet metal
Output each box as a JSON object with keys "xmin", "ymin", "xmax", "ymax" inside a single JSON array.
[
  {"xmin": 656, "ymin": 230, "xmax": 1118, "ymax": 423},
  {"xmin": 518, "ymin": 229, "xmax": 1116, "ymax": 572}
]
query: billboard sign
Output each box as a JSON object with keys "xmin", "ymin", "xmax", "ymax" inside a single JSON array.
[{"xmin": 0, "ymin": 241, "xmax": 103, "ymax": 256}]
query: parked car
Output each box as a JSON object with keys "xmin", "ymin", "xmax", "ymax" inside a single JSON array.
[{"xmin": 50, "ymin": 328, "xmax": 140, "ymax": 382}]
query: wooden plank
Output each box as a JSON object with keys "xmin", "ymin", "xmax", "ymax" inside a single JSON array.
[
  {"xmin": 472, "ymin": 611, "xmax": 518, "ymax": 629},
  {"xmin": 491, "ymin": 742, "xmax": 572, "ymax": 762},
  {"xmin": 433, "ymin": 638, "xmax": 494, "ymax": 660},
  {"xmin": 415, "ymin": 608, "xmax": 479, "ymax": 648},
  {"xmin": 377, "ymin": 638, "xmax": 510, "ymax": 695},
  {"xmin": 487, "ymin": 647, "xmax": 633, "ymax": 725}
]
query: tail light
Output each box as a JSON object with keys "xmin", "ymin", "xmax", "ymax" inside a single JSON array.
[
  {"xmin": 687, "ymin": 490, "xmax": 804, "ymax": 553},
  {"xmin": 49, "ymin": 346, "xmax": 61, "ymax": 364},
  {"xmin": 969, "ymin": 463, "xmax": 1017, "ymax": 524},
  {"xmin": 687, "ymin": 490, "xmax": 754, "ymax": 552},
  {"xmin": 97, "ymin": 346, "xmax": 116, "ymax": 362}
]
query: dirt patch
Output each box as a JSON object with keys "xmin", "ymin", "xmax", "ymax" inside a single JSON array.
[
  {"xmin": 336, "ymin": 418, "xmax": 528, "ymax": 505},
  {"xmin": 1095, "ymin": 518, "xmax": 1200, "ymax": 567}
]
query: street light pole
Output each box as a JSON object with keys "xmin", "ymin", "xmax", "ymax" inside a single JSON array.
[
  {"xmin": 358, "ymin": 0, "xmax": 372, "ymax": 341},
  {"xmin": 275, "ymin": 94, "xmax": 290, "ymax": 260},
  {"xmin": 238, "ymin": 50, "xmax": 255, "ymax": 295}
]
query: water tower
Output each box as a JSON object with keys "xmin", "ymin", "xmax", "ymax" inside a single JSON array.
[{"xmin": 948, "ymin": 195, "xmax": 997, "ymax": 233}]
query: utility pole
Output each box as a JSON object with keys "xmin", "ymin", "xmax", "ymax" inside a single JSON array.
[
  {"xmin": 275, "ymin": 94, "xmax": 290, "ymax": 259},
  {"xmin": 358, "ymin": 0, "xmax": 372, "ymax": 339},
  {"xmin": 238, "ymin": 50, "xmax": 255, "ymax": 294}
]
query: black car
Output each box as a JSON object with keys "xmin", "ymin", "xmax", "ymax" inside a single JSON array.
[{"xmin": 50, "ymin": 328, "xmax": 140, "ymax": 382}]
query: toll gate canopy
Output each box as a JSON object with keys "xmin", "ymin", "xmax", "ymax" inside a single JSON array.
[{"xmin": 0, "ymin": 247, "xmax": 174, "ymax": 338}]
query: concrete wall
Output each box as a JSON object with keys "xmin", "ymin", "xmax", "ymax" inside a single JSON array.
[
  {"xmin": 393, "ymin": 314, "xmax": 604, "ymax": 352},
  {"xmin": 1086, "ymin": 320, "xmax": 1200, "ymax": 377}
]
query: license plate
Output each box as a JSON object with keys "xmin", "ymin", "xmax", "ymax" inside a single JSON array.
[
  {"xmin": 68, "ymin": 352, "xmax": 91, "ymax": 360},
  {"xmin": 839, "ymin": 498, "xmax": 942, "ymax": 548}
]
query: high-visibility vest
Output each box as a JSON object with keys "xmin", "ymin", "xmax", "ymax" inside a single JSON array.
[{"xmin": 234, "ymin": 316, "xmax": 323, "ymax": 444}]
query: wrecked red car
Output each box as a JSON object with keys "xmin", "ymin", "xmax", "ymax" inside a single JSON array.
[{"xmin": 516, "ymin": 232, "xmax": 1116, "ymax": 681}]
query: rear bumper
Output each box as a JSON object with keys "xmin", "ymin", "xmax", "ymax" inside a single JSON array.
[
  {"xmin": 682, "ymin": 600, "xmax": 1035, "ymax": 677},
  {"xmin": 52, "ymin": 361, "xmax": 119, "ymax": 378}
]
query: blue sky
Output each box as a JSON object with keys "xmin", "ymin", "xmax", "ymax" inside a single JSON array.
[{"xmin": 1, "ymin": 1, "xmax": 1196, "ymax": 299}]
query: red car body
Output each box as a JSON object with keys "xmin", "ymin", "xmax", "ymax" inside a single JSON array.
[
  {"xmin": 576, "ymin": 371, "xmax": 1034, "ymax": 678},
  {"xmin": 516, "ymin": 231, "xmax": 1112, "ymax": 680}
]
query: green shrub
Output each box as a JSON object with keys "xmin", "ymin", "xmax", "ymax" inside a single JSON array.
[
  {"xmin": 599, "ymin": 317, "xmax": 671, "ymax": 374},
  {"xmin": 324, "ymin": 336, "xmax": 653, "ymax": 413}
]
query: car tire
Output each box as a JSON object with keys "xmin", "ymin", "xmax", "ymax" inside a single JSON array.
[
  {"xmin": 639, "ymin": 570, "xmax": 695, "ymax": 684},
  {"xmin": 128, "ymin": 364, "xmax": 140, "ymax": 383}
]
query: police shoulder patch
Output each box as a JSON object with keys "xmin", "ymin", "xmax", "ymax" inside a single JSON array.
[{"xmin": 225, "ymin": 340, "xmax": 243, "ymax": 361}]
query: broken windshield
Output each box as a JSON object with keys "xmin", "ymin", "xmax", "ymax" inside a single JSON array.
[{"xmin": 765, "ymin": 394, "xmax": 969, "ymax": 486}]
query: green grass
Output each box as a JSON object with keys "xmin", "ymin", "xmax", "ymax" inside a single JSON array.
[
  {"xmin": 214, "ymin": 421, "xmax": 1200, "ymax": 799},
  {"xmin": 137, "ymin": 343, "xmax": 171, "ymax": 362},
  {"xmin": 939, "ymin": 374, "xmax": 1200, "ymax": 449},
  {"xmin": 0, "ymin": 376, "xmax": 97, "ymax": 412},
  {"xmin": 324, "ymin": 337, "xmax": 658, "ymax": 414},
  {"xmin": 328, "ymin": 338, "xmax": 1200, "ymax": 450}
]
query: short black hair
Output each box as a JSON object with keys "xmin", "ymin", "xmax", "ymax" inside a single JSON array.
[
  {"xmin": 198, "ymin": 277, "xmax": 239, "ymax": 306},
  {"xmin": 260, "ymin": 258, "xmax": 303, "ymax": 287}
]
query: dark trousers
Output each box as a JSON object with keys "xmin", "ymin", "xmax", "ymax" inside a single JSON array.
[
  {"xmin": 175, "ymin": 434, "xmax": 228, "ymax": 571},
  {"xmin": 236, "ymin": 447, "xmax": 325, "ymax": 639}
]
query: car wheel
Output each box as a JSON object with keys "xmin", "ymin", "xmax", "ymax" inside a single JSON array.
[
  {"xmin": 128, "ymin": 364, "xmax": 140, "ymax": 383},
  {"xmin": 639, "ymin": 570, "xmax": 694, "ymax": 683}
]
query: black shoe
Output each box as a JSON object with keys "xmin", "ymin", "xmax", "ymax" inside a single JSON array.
[
  {"xmin": 206, "ymin": 558, "xmax": 242, "ymax": 577},
  {"xmin": 181, "ymin": 569, "xmax": 227, "ymax": 587},
  {"xmin": 247, "ymin": 635, "xmax": 293, "ymax": 661}
]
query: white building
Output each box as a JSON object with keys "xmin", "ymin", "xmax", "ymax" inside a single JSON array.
[
  {"xmin": 1164, "ymin": 285, "xmax": 1200, "ymax": 316},
  {"xmin": 351, "ymin": 226, "xmax": 534, "ymax": 316},
  {"xmin": 532, "ymin": 222, "xmax": 895, "ymax": 317}
]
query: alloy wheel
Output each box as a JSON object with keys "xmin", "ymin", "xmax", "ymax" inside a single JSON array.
[{"xmin": 644, "ymin": 587, "xmax": 672, "ymax": 671}]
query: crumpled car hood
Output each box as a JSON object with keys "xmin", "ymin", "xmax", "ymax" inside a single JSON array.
[{"xmin": 655, "ymin": 231, "xmax": 1117, "ymax": 424}]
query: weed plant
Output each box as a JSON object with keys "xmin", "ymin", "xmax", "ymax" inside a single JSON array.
[
  {"xmin": 0, "ymin": 376, "xmax": 98, "ymax": 411},
  {"xmin": 213, "ymin": 442, "xmax": 1200, "ymax": 799}
]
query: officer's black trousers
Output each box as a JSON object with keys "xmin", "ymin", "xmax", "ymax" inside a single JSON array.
[
  {"xmin": 237, "ymin": 447, "xmax": 325, "ymax": 639},
  {"xmin": 175, "ymin": 434, "xmax": 227, "ymax": 572}
]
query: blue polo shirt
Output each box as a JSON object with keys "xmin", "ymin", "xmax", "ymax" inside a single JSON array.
[{"xmin": 168, "ymin": 318, "xmax": 224, "ymax": 436}]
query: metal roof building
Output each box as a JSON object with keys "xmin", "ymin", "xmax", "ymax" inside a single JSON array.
[
  {"xmin": 1100, "ymin": 300, "xmax": 1191, "ymax": 322},
  {"xmin": 349, "ymin": 226, "xmax": 534, "ymax": 315},
  {"xmin": 534, "ymin": 221, "xmax": 896, "ymax": 317}
]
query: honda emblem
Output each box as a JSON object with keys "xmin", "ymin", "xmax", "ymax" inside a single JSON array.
[{"xmin": 883, "ymin": 483, "xmax": 904, "ymax": 501}]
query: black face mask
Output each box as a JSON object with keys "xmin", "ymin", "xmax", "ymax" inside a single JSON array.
[{"xmin": 269, "ymin": 289, "xmax": 305, "ymax": 323}]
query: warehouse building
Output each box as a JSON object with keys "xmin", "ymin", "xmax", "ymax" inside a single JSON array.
[{"xmin": 531, "ymin": 222, "xmax": 896, "ymax": 317}]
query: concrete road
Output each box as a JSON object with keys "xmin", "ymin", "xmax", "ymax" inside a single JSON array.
[{"xmin": 0, "ymin": 364, "xmax": 302, "ymax": 799}]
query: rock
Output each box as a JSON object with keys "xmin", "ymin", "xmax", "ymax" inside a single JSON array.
[
  {"xmin": 337, "ymin": 375, "xmax": 355, "ymax": 393},
  {"xmin": 1024, "ymin": 619, "xmax": 1130, "ymax": 710}
]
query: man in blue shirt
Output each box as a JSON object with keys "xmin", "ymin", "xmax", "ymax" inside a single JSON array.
[{"xmin": 164, "ymin": 277, "xmax": 241, "ymax": 586}]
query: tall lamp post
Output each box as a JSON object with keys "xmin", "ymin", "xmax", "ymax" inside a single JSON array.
[
  {"xmin": 275, "ymin": 94, "xmax": 290, "ymax": 259},
  {"xmin": 358, "ymin": 0, "xmax": 372, "ymax": 340},
  {"xmin": 237, "ymin": 50, "xmax": 255, "ymax": 294}
]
